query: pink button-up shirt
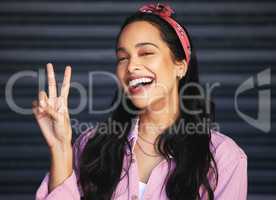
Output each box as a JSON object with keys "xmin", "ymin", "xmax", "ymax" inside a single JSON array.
[{"xmin": 35, "ymin": 117, "xmax": 248, "ymax": 200}]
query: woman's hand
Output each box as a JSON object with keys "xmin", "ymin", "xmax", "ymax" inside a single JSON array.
[
  {"xmin": 32, "ymin": 63, "xmax": 74, "ymax": 192},
  {"xmin": 32, "ymin": 63, "xmax": 72, "ymax": 152}
]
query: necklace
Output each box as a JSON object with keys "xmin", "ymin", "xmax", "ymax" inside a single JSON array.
[
  {"xmin": 138, "ymin": 134, "xmax": 155, "ymax": 145},
  {"xmin": 136, "ymin": 141, "xmax": 161, "ymax": 157}
]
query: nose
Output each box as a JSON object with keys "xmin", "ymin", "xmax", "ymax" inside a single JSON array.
[{"xmin": 127, "ymin": 57, "xmax": 141, "ymax": 73}]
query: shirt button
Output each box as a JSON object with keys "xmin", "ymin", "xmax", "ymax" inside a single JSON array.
[
  {"xmin": 131, "ymin": 158, "xmax": 135, "ymax": 163},
  {"xmin": 131, "ymin": 195, "xmax": 138, "ymax": 200}
]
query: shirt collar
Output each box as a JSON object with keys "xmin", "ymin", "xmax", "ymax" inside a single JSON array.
[{"xmin": 125, "ymin": 116, "xmax": 140, "ymax": 155}]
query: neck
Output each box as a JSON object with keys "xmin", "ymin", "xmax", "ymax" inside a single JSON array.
[{"xmin": 138, "ymin": 86, "xmax": 180, "ymax": 138}]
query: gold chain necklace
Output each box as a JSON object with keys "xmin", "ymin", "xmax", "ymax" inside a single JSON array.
[
  {"xmin": 138, "ymin": 133, "xmax": 155, "ymax": 145},
  {"xmin": 136, "ymin": 141, "xmax": 161, "ymax": 157}
]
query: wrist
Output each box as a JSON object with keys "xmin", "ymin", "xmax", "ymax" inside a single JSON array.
[
  {"xmin": 50, "ymin": 144, "xmax": 73, "ymax": 167},
  {"xmin": 50, "ymin": 146, "xmax": 73, "ymax": 177},
  {"xmin": 49, "ymin": 142, "xmax": 72, "ymax": 154}
]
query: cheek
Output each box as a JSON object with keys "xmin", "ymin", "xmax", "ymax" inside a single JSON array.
[
  {"xmin": 154, "ymin": 59, "xmax": 176, "ymax": 82},
  {"xmin": 153, "ymin": 66, "xmax": 177, "ymax": 94}
]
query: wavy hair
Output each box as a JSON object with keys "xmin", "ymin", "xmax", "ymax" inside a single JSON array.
[{"xmin": 79, "ymin": 12, "xmax": 218, "ymax": 200}]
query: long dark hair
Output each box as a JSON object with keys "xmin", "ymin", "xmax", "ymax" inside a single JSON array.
[{"xmin": 79, "ymin": 11, "xmax": 218, "ymax": 200}]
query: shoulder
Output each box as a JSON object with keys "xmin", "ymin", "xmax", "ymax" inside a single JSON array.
[
  {"xmin": 71, "ymin": 128, "xmax": 96, "ymax": 197},
  {"xmin": 73, "ymin": 128, "xmax": 96, "ymax": 150},
  {"xmin": 73, "ymin": 127, "xmax": 97, "ymax": 159},
  {"xmin": 72, "ymin": 127, "xmax": 97, "ymax": 174},
  {"xmin": 210, "ymin": 129, "xmax": 247, "ymax": 170}
]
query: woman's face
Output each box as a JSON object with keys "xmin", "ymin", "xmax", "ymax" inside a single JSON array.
[{"xmin": 116, "ymin": 21, "xmax": 186, "ymax": 110}]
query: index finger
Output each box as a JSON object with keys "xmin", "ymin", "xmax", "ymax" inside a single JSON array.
[
  {"xmin": 60, "ymin": 65, "xmax": 72, "ymax": 99},
  {"xmin": 47, "ymin": 63, "xmax": 57, "ymax": 98}
]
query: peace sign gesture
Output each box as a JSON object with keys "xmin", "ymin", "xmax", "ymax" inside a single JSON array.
[{"xmin": 32, "ymin": 63, "xmax": 72, "ymax": 151}]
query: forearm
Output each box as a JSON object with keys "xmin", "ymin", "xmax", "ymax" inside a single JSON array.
[{"xmin": 48, "ymin": 144, "xmax": 73, "ymax": 193}]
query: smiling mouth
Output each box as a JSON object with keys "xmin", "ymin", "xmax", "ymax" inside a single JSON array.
[{"xmin": 128, "ymin": 79, "xmax": 155, "ymax": 95}]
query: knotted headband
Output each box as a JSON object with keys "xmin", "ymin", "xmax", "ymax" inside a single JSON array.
[{"xmin": 139, "ymin": 3, "xmax": 191, "ymax": 65}]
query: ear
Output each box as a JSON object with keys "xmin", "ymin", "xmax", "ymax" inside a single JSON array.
[{"xmin": 175, "ymin": 59, "xmax": 188, "ymax": 78}]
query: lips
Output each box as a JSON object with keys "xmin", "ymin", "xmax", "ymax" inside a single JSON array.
[
  {"xmin": 126, "ymin": 74, "xmax": 156, "ymax": 95},
  {"xmin": 127, "ymin": 78, "xmax": 155, "ymax": 95},
  {"xmin": 127, "ymin": 75, "xmax": 155, "ymax": 83}
]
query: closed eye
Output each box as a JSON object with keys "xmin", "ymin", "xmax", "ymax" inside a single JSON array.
[
  {"xmin": 117, "ymin": 52, "xmax": 154, "ymax": 63},
  {"xmin": 117, "ymin": 57, "xmax": 128, "ymax": 62},
  {"xmin": 140, "ymin": 52, "xmax": 154, "ymax": 56}
]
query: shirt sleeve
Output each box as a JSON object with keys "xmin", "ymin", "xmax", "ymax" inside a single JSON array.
[
  {"xmin": 213, "ymin": 138, "xmax": 248, "ymax": 200},
  {"xmin": 35, "ymin": 128, "xmax": 96, "ymax": 200},
  {"xmin": 35, "ymin": 171, "xmax": 80, "ymax": 200}
]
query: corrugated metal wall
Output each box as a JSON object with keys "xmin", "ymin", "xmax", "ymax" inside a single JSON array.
[{"xmin": 0, "ymin": 1, "xmax": 275, "ymax": 199}]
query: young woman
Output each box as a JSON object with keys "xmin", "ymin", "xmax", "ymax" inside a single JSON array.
[{"xmin": 34, "ymin": 3, "xmax": 247, "ymax": 200}]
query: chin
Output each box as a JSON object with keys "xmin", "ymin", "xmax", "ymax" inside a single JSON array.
[
  {"xmin": 129, "ymin": 97, "xmax": 152, "ymax": 110},
  {"xmin": 129, "ymin": 95, "xmax": 166, "ymax": 113}
]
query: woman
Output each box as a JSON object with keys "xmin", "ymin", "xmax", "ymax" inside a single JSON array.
[{"xmin": 34, "ymin": 3, "xmax": 247, "ymax": 200}]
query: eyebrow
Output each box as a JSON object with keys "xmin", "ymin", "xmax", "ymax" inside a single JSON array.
[{"xmin": 116, "ymin": 42, "xmax": 159, "ymax": 53}]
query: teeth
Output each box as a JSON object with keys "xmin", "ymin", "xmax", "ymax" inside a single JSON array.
[{"xmin": 129, "ymin": 77, "xmax": 153, "ymax": 87}]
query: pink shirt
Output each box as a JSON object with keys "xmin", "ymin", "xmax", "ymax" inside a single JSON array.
[{"xmin": 35, "ymin": 117, "xmax": 248, "ymax": 200}]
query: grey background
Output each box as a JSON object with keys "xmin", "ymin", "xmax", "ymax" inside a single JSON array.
[{"xmin": 0, "ymin": 0, "xmax": 275, "ymax": 199}]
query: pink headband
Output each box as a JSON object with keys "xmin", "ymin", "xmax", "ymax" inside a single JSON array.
[{"xmin": 138, "ymin": 3, "xmax": 191, "ymax": 65}]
